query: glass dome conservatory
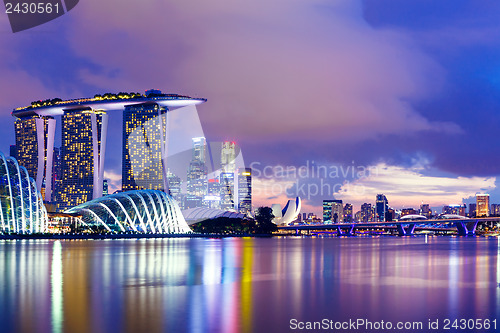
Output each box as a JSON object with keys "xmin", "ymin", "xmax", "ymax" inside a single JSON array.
[
  {"xmin": 65, "ymin": 190, "xmax": 191, "ymax": 234},
  {"xmin": 0, "ymin": 152, "xmax": 48, "ymax": 234}
]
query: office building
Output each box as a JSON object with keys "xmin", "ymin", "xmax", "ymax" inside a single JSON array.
[
  {"xmin": 420, "ymin": 204, "xmax": 431, "ymax": 218},
  {"xmin": 476, "ymin": 194, "xmax": 490, "ymax": 217},
  {"xmin": 186, "ymin": 137, "xmax": 208, "ymax": 209},
  {"xmin": 469, "ymin": 203, "xmax": 476, "ymax": 218},
  {"xmin": 442, "ymin": 205, "xmax": 460, "ymax": 215},
  {"xmin": 360, "ymin": 203, "xmax": 375, "ymax": 222},
  {"xmin": 167, "ymin": 170, "xmax": 182, "ymax": 205},
  {"xmin": 323, "ymin": 199, "xmax": 343, "ymax": 224},
  {"xmin": 103, "ymin": 180, "xmax": 109, "ymax": 196},
  {"xmin": 220, "ymin": 172, "xmax": 235, "ymax": 210},
  {"xmin": 237, "ymin": 168, "xmax": 252, "ymax": 214},
  {"xmin": 491, "ymin": 204, "xmax": 500, "ymax": 216},
  {"xmin": 343, "ymin": 203, "xmax": 353, "ymax": 223},
  {"xmin": 204, "ymin": 178, "xmax": 221, "ymax": 209},
  {"xmin": 220, "ymin": 141, "xmax": 237, "ymax": 210},
  {"xmin": 376, "ymin": 194, "xmax": 388, "ymax": 222},
  {"xmin": 401, "ymin": 208, "xmax": 417, "ymax": 217}
]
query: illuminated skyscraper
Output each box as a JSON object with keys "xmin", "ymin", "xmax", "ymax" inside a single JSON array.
[
  {"xmin": 122, "ymin": 103, "xmax": 166, "ymax": 191},
  {"xmin": 361, "ymin": 203, "xmax": 375, "ymax": 222},
  {"xmin": 185, "ymin": 137, "xmax": 207, "ymax": 208},
  {"xmin": 221, "ymin": 141, "xmax": 236, "ymax": 173},
  {"xmin": 103, "ymin": 180, "xmax": 109, "ymax": 196},
  {"xmin": 14, "ymin": 115, "xmax": 56, "ymax": 201},
  {"xmin": 220, "ymin": 141, "xmax": 237, "ymax": 210},
  {"xmin": 420, "ymin": 203, "xmax": 431, "ymax": 218},
  {"xmin": 237, "ymin": 168, "xmax": 252, "ymax": 214},
  {"xmin": 167, "ymin": 170, "xmax": 182, "ymax": 204},
  {"xmin": 491, "ymin": 204, "xmax": 500, "ymax": 216},
  {"xmin": 204, "ymin": 178, "xmax": 221, "ymax": 209},
  {"xmin": 376, "ymin": 194, "xmax": 388, "ymax": 222},
  {"xmin": 57, "ymin": 109, "xmax": 108, "ymax": 211},
  {"xmin": 323, "ymin": 200, "xmax": 343, "ymax": 224},
  {"xmin": 343, "ymin": 203, "xmax": 353, "ymax": 222},
  {"xmin": 476, "ymin": 194, "xmax": 490, "ymax": 217}
]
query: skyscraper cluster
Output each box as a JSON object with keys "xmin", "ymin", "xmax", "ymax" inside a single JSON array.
[
  {"xmin": 12, "ymin": 90, "xmax": 212, "ymax": 213},
  {"xmin": 182, "ymin": 139, "xmax": 252, "ymax": 214},
  {"xmin": 13, "ymin": 91, "xmax": 252, "ymax": 215}
]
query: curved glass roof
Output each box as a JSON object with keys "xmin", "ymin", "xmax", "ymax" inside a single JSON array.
[
  {"xmin": 65, "ymin": 190, "xmax": 192, "ymax": 234},
  {"xmin": 182, "ymin": 207, "xmax": 245, "ymax": 225},
  {"xmin": 0, "ymin": 152, "xmax": 48, "ymax": 234}
]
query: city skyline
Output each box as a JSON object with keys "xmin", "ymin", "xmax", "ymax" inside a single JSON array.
[{"xmin": 1, "ymin": 1, "xmax": 500, "ymax": 216}]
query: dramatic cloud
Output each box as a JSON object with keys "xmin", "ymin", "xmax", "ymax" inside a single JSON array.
[
  {"xmin": 103, "ymin": 170, "xmax": 122, "ymax": 195},
  {"xmin": 336, "ymin": 161, "xmax": 496, "ymax": 211},
  {"xmin": 65, "ymin": 0, "xmax": 457, "ymax": 146}
]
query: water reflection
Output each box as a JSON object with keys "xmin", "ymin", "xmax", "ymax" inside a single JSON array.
[{"xmin": 0, "ymin": 237, "xmax": 499, "ymax": 332}]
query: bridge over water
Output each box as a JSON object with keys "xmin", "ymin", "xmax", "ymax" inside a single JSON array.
[{"xmin": 279, "ymin": 217, "xmax": 500, "ymax": 236}]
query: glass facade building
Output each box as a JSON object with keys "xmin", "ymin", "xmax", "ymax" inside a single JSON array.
[
  {"xmin": 65, "ymin": 190, "xmax": 191, "ymax": 234},
  {"xmin": 476, "ymin": 194, "xmax": 490, "ymax": 217},
  {"xmin": 323, "ymin": 199, "xmax": 343, "ymax": 224},
  {"xmin": 237, "ymin": 168, "xmax": 252, "ymax": 214},
  {"xmin": 0, "ymin": 152, "xmax": 48, "ymax": 234},
  {"xmin": 376, "ymin": 194, "xmax": 388, "ymax": 222},
  {"xmin": 186, "ymin": 137, "xmax": 207, "ymax": 209}
]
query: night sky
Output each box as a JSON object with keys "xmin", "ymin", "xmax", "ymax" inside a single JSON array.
[{"xmin": 1, "ymin": 0, "xmax": 500, "ymax": 214}]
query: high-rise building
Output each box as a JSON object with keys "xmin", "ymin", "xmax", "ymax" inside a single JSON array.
[
  {"xmin": 167, "ymin": 170, "xmax": 182, "ymax": 205},
  {"xmin": 186, "ymin": 137, "xmax": 207, "ymax": 209},
  {"xmin": 343, "ymin": 203, "xmax": 353, "ymax": 223},
  {"xmin": 323, "ymin": 200, "xmax": 343, "ymax": 224},
  {"xmin": 468, "ymin": 203, "xmax": 477, "ymax": 218},
  {"xmin": 476, "ymin": 194, "xmax": 490, "ymax": 217},
  {"xmin": 103, "ymin": 180, "xmax": 109, "ymax": 196},
  {"xmin": 354, "ymin": 211, "xmax": 362, "ymax": 222},
  {"xmin": 237, "ymin": 168, "xmax": 252, "ymax": 214},
  {"xmin": 360, "ymin": 203, "xmax": 375, "ymax": 222},
  {"xmin": 122, "ymin": 103, "xmax": 167, "ymax": 191},
  {"xmin": 420, "ymin": 203, "xmax": 431, "ymax": 218},
  {"xmin": 57, "ymin": 109, "xmax": 108, "ymax": 211},
  {"xmin": 375, "ymin": 194, "xmax": 388, "ymax": 222},
  {"xmin": 386, "ymin": 208, "xmax": 396, "ymax": 221},
  {"xmin": 204, "ymin": 178, "xmax": 221, "ymax": 209},
  {"xmin": 220, "ymin": 141, "xmax": 237, "ymax": 210},
  {"xmin": 458, "ymin": 204, "xmax": 467, "ymax": 217},
  {"xmin": 491, "ymin": 204, "xmax": 500, "ymax": 216},
  {"xmin": 220, "ymin": 172, "xmax": 235, "ymax": 210},
  {"xmin": 442, "ymin": 205, "xmax": 460, "ymax": 215},
  {"xmin": 401, "ymin": 208, "xmax": 417, "ymax": 217},
  {"xmin": 14, "ymin": 115, "xmax": 56, "ymax": 201},
  {"xmin": 221, "ymin": 141, "xmax": 236, "ymax": 173}
]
